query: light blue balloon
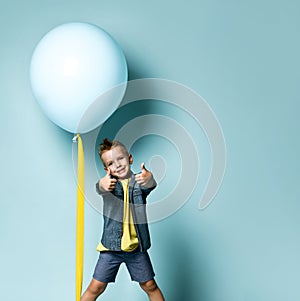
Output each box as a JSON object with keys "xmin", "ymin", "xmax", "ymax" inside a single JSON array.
[{"xmin": 30, "ymin": 22, "xmax": 128, "ymax": 133}]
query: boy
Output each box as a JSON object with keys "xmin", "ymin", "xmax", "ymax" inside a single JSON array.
[{"xmin": 81, "ymin": 138, "xmax": 165, "ymax": 301}]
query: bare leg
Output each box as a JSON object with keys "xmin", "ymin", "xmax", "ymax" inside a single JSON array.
[
  {"xmin": 80, "ymin": 279, "xmax": 108, "ymax": 301},
  {"xmin": 140, "ymin": 279, "xmax": 165, "ymax": 301}
]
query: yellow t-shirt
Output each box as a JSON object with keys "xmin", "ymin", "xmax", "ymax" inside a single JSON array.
[{"xmin": 96, "ymin": 178, "xmax": 139, "ymax": 252}]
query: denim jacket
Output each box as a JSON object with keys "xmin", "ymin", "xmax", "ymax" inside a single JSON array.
[{"xmin": 96, "ymin": 173, "xmax": 155, "ymax": 252}]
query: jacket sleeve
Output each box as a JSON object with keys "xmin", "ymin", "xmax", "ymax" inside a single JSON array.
[{"xmin": 141, "ymin": 183, "xmax": 157, "ymax": 197}]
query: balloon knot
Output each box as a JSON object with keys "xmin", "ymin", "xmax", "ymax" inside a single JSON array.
[{"xmin": 72, "ymin": 134, "xmax": 80, "ymax": 143}]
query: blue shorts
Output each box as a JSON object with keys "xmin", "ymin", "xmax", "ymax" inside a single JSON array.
[{"xmin": 93, "ymin": 249, "xmax": 155, "ymax": 283}]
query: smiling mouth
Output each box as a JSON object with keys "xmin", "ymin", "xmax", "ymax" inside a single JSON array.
[{"xmin": 117, "ymin": 168, "xmax": 125, "ymax": 174}]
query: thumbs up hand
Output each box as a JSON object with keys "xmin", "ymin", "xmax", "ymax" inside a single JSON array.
[
  {"xmin": 135, "ymin": 163, "xmax": 156, "ymax": 188},
  {"xmin": 99, "ymin": 168, "xmax": 117, "ymax": 192}
]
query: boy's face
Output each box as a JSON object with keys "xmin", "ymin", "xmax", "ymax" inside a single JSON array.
[{"xmin": 101, "ymin": 145, "xmax": 133, "ymax": 180}]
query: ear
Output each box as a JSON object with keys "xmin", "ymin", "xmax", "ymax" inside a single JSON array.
[{"xmin": 129, "ymin": 154, "xmax": 133, "ymax": 165}]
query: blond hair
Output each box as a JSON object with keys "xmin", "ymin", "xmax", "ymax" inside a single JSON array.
[{"xmin": 98, "ymin": 138, "xmax": 128, "ymax": 166}]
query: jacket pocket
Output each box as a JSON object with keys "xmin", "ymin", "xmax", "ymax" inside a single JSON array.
[{"xmin": 132, "ymin": 188, "xmax": 146, "ymax": 205}]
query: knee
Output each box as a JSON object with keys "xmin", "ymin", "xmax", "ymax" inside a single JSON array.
[
  {"xmin": 139, "ymin": 279, "xmax": 158, "ymax": 294},
  {"xmin": 87, "ymin": 280, "xmax": 107, "ymax": 296}
]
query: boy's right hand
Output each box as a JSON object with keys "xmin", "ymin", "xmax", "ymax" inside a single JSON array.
[{"xmin": 99, "ymin": 168, "xmax": 117, "ymax": 192}]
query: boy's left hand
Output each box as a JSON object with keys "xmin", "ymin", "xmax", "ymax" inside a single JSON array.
[{"xmin": 135, "ymin": 163, "xmax": 156, "ymax": 188}]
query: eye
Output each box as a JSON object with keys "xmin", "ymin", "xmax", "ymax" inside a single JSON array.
[{"xmin": 107, "ymin": 162, "xmax": 113, "ymax": 167}]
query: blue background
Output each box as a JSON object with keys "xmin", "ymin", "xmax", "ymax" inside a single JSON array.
[{"xmin": 1, "ymin": 1, "xmax": 299, "ymax": 300}]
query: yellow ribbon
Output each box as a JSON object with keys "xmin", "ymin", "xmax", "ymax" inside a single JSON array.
[{"xmin": 75, "ymin": 134, "xmax": 84, "ymax": 301}]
